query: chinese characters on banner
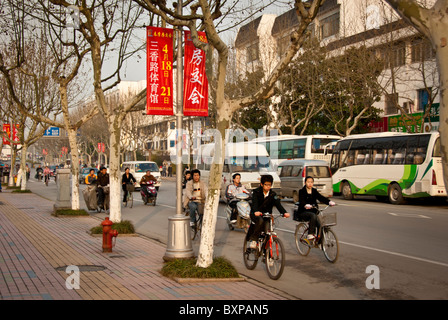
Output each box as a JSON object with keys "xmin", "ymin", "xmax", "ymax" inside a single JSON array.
[
  {"xmin": 183, "ymin": 30, "xmax": 209, "ymax": 117},
  {"xmin": 2, "ymin": 124, "xmax": 19, "ymax": 145},
  {"xmin": 146, "ymin": 27, "xmax": 174, "ymax": 115}
]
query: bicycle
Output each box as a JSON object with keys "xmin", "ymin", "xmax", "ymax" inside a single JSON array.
[
  {"xmin": 294, "ymin": 205, "xmax": 339, "ymax": 263},
  {"xmin": 184, "ymin": 201, "xmax": 203, "ymax": 241},
  {"xmin": 243, "ymin": 212, "xmax": 286, "ymax": 280},
  {"xmin": 123, "ymin": 183, "xmax": 134, "ymax": 208},
  {"xmin": 44, "ymin": 174, "xmax": 50, "ymax": 186}
]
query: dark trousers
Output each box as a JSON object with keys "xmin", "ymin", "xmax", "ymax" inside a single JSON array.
[
  {"xmin": 97, "ymin": 187, "xmax": 105, "ymax": 206},
  {"xmin": 246, "ymin": 215, "xmax": 269, "ymax": 242},
  {"xmin": 228, "ymin": 201, "xmax": 238, "ymax": 220},
  {"xmin": 298, "ymin": 211, "xmax": 320, "ymax": 235}
]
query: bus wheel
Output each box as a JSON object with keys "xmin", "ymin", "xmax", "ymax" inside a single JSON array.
[
  {"xmin": 388, "ymin": 183, "xmax": 405, "ymax": 205},
  {"xmin": 342, "ymin": 182, "xmax": 353, "ymax": 200}
]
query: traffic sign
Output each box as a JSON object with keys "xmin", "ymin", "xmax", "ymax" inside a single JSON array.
[{"xmin": 44, "ymin": 127, "xmax": 60, "ymax": 137}]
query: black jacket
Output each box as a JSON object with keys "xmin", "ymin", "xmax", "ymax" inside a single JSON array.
[
  {"xmin": 298, "ymin": 186, "xmax": 330, "ymax": 214},
  {"xmin": 122, "ymin": 173, "xmax": 136, "ymax": 185},
  {"xmin": 250, "ymin": 186, "xmax": 287, "ymax": 218}
]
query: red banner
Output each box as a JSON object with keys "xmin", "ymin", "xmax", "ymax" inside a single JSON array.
[
  {"xmin": 2, "ymin": 124, "xmax": 19, "ymax": 145},
  {"xmin": 183, "ymin": 30, "xmax": 208, "ymax": 117},
  {"xmin": 146, "ymin": 26, "xmax": 174, "ymax": 115}
]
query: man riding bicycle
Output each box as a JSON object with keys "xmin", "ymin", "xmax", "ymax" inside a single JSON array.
[
  {"xmin": 246, "ymin": 174, "xmax": 289, "ymax": 249},
  {"xmin": 184, "ymin": 169, "xmax": 208, "ymax": 227}
]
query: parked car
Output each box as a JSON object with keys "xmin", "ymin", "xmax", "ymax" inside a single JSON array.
[
  {"xmin": 79, "ymin": 167, "xmax": 99, "ymax": 184},
  {"xmin": 277, "ymin": 159, "xmax": 333, "ymax": 202}
]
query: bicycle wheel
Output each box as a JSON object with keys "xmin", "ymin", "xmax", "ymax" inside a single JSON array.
[
  {"xmin": 128, "ymin": 191, "xmax": 133, "ymax": 208},
  {"xmin": 191, "ymin": 213, "xmax": 202, "ymax": 240},
  {"xmin": 243, "ymin": 237, "xmax": 258, "ymax": 270},
  {"xmin": 264, "ymin": 236, "xmax": 285, "ymax": 280},
  {"xmin": 295, "ymin": 223, "xmax": 311, "ymax": 256},
  {"xmin": 322, "ymin": 228, "xmax": 339, "ymax": 263}
]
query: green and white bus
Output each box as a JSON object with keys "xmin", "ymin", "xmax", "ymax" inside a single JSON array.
[{"xmin": 330, "ymin": 132, "xmax": 445, "ymax": 204}]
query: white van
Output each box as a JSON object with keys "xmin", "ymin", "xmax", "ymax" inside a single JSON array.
[
  {"xmin": 121, "ymin": 161, "xmax": 161, "ymax": 190},
  {"xmin": 195, "ymin": 142, "xmax": 281, "ymax": 200},
  {"xmin": 277, "ymin": 159, "xmax": 333, "ymax": 202}
]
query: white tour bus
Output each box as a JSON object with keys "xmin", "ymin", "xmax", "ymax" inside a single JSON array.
[
  {"xmin": 330, "ymin": 131, "xmax": 445, "ymax": 204},
  {"xmin": 249, "ymin": 134, "xmax": 341, "ymax": 168},
  {"xmin": 195, "ymin": 142, "xmax": 281, "ymax": 200}
]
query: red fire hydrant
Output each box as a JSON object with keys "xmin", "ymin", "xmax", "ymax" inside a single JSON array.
[{"xmin": 101, "ymin": 217, "xmax": 118, "ymax": 253}]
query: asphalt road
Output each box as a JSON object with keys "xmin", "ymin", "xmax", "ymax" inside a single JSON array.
[{"xmin": 24, "ymin": 172, "xmax": 448, "ymax": 300}]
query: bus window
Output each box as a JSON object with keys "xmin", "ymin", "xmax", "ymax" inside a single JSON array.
[
  {"xmin": 432, "ymin": 137, "xmax": 441, "ymax": 157},
  {"xmin": 293, "ymin": 139, "xmax": 306, "ymax": 158}
]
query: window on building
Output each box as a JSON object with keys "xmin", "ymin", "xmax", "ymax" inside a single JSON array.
[
  {"xmin": 417, "ymin": 88, "xmax": 432, "ymax": 111},
  {"xmin": 247, "ymin": 42, "xmax": 259, "ymax": 63},
  {"xmin": 411, "ymin": 39, "xmax": 435, "ymax": 63},
  {"xmin": 385, "ymin": 93, "xmax": 398, "ymax": 115},
  {"xmin": 319, "ymin": 13, "xmax": 339, "ymax": 39},
  {"xmin": 170, "ymin": 122, "xmax": 175, "ymax": 130},
  {"xmin": 390, "ymin": 42, "xmax": 406, "ymax": 68},
  {"xmin": 170, "ymin": 140, "xmax": 175, "ymax": 148}
]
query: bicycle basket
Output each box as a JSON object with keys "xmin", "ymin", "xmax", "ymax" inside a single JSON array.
[
  {"xmin": 318, "ymin": 212, "xmax": 337, "ymax": 226},
  {"xmin": 126, "ymin": 184, "xmax": 135, "ymax": 192}
]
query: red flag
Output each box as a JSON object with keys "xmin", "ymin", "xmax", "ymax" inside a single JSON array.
[
  {"xmin": 183, "ymin": 30, "xmax": 208, "ymax": 117},
  {"xmin": 146, "ymin": 26, "xmax": 174, "ymax": 115},
  {"xmin": 2, "ymin": 124, "xmax": 11, "ymax": 145}
]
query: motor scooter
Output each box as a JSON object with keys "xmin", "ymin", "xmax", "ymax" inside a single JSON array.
[
  {"xmin": 141, "ymin": 180, "xmax": 157, "ymax": 206},
  {"xmin": 225, "ymin": 192, "xmax": 251, "ymax": 232}
]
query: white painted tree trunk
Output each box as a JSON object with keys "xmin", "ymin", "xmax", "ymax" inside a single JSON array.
[
  {"xmin": 19, "ymin": 144, "xmax": 27, "ymax": 190},
  {"xmin": 108, "ymin": 119, "xmax": 123, "ymax": 223},
  {"xmin": 67, "ymin": 129, "xmax": 80, "ymax": 210}
]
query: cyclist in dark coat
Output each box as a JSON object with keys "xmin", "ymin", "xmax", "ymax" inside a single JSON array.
[
  {"xmin": 296, "ymin": 176, "xmax": 335, "ymax": 240},
  {"xmin": 246, "ymin": 174, "xmax": 289, "ymax": 248}
]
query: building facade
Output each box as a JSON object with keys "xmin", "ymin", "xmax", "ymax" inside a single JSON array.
[{"xmin": 233, "ymin": 0, "xmax": 439, "ymax": 134}]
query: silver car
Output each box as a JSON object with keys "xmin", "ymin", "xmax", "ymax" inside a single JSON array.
[{"xmin": 277, "ymin": 159, "xmax": 333, "ymax": 202}]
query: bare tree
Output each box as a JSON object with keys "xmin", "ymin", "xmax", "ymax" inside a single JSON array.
[
  {"xmin": 383, "ymin": 0, "xmax": 448, "ymax": 191},
  {"xmin": 135, "ymin": 0, "xmax": 325, "ymax": 268}
]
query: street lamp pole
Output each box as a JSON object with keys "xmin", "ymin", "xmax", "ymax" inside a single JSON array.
[{"xmin": 163, "ymin": 0, "xmax": 194, "ymax": 261}]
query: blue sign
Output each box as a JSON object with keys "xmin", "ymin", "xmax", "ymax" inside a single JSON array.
[{"xmin": 44, "ymin": 127, "xmax": 60, "ymax": 137}]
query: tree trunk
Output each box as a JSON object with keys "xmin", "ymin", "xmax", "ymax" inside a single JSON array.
[
  {"xmin": 108, "ymin": 116, "xmax": 123, "ymax": 223},
  {"xmin": 67, "ymin": 128, "xmax": 81, "ymax": 210}
]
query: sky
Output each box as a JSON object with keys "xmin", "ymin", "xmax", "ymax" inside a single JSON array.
[{"xmin": 118, "ymin": 0, "xmax": 295, "ymax": 82}]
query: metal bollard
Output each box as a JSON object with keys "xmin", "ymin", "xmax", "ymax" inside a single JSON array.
[{"xmin": 163, "ymin": 214, "xmax": 194, "ymax": 261}]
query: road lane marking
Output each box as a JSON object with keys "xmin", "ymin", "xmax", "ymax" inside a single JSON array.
[
  {"xmin": 387, "ymin": 212, "xmax": 431, "ymax": 219},
  {"xmin": 271, "ymin": 226, "xmax": 448, "ymax": 269}
]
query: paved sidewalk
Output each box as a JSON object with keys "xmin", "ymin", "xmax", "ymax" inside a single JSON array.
[{"xmin": 0, "ymin": 190, "xmax": 288, "ymax": 301}]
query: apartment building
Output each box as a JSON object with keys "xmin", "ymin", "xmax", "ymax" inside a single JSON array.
[{"xmin": 234, "ymin": 0, "xmax": 439, "ymax": 133}]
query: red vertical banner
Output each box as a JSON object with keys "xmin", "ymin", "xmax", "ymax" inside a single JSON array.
[
  {"xmin": 146, "ymin": 26, "xmax": 174, "ymax": 115},
  {"xmin": 2, "ymin": 124, "xmax": 11, "ymax": 145},
  {"xmin": 183, "ymin": 30, "xmax": 208, "ymax": 117},
  {"xmin": 2, "ymin": 124, "xmax": 19, "ymax": 145}
]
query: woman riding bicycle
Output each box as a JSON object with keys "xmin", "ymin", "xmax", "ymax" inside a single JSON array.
[
  {"xmin": 246, "ymin": 174, "xmax": 289, "ymax": 249},
  {"xmin": 295, "ymin": 176, "xmax": 335, "ymax": 240},
  {"xmin": 121, "ymin": 167, "xmax": 136, "ymax": 204},
  {"xmin": 43, "ymin": 166, "xmax": 51, "ymax": 184}
]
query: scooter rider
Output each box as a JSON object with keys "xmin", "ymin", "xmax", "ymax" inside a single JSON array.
[
  {"xmin": 225, "ymin": 173, "xmax": 249, "ymax": 223},
  {"xmin": 140, "ymin": 170, "xmax": 157, "ymax": 199}
]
